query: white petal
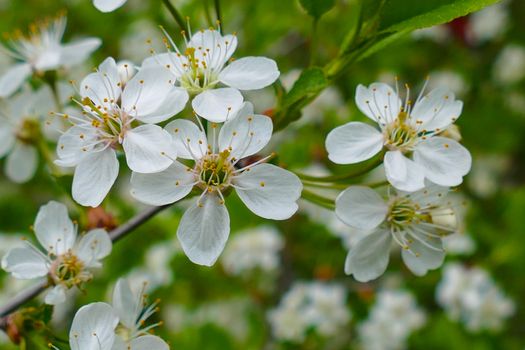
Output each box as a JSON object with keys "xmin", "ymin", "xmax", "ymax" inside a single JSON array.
[
  {"xmin": 189, "ymin": 30, "xmax": 237, "ymax": 69},
  {"xmin": 5, "ymin": 143, "xmax": 38, "ymax": 183},
  {"xmin": 219, "ymin": 57, "xmax": 279, "ymax": 90},
  {"xmin": 0, "ymin": 125, "xmax": 15, "ymax": 157},
  {"xmin": 34, "ymin": 201, "xmax": 76, "ymax": 255},
  {"xmin": 1, "ymin": 247, "xmax": 49, "ymax": 279},
  {"xmin": 355, "ymin": 83, "xmax": 401, "ymax": 124},
  {"xmin": 165, "ymin": 119, "xmax": 207, "ymax": 160},
  {"xmin": 234, "ymin": 164, "xmax": 302, "ymax": 220},
  {"xmin": 45, "ymin": 285, "xmax": 67, "ymax": 305},
  {"xmin": 335, "ymin": 186, "xmax": 388, "ymax": 230},
  {"xmin": 326, "ymin": 122, "xmax": 383, "ymax": 164},
  {"xmin": 128, "ymin": 335, "xmax": 169, "ymax": 350},
  {"xmin": 121, "ymin": 67, "xmax": 179, "ymax": 118},
  {"xmin": 413, "ymin": 137, "xmax": 472, "ymax": 187},
  {"xmin": 72, "ymin": 149, "xmax": 119, "ymax": 207},
  {"xmin": 192, "ymin": 88, "xmax": 243, "ymax": 123},
  {"xmin": 70, "ymin": 302, "xmax": 119, "ymax": 350},
  {"xmin": 80, "ymin": 57, "xmax": 121, "ymax": 110},
  {"xmin": 93, "ymin": 0, "xmax": 127, "ymax": 12},
  {"xmin": 55, "ymin": 125, "xmax": 100, "ymax": 167},
  {"xmin": 123, "ymin": 125, "xmax": 175, "ymax": 173},
  {"xmin": 112, "ymin": 278, "xmax": 138, "ymax": 330},
  {"xmin": 130, "ymin": 161, "xmax": 195, "ymax": 206},
  {"xmin": 35, "ymin": 49, "xmax": 61, "ymax": 71},
  {"xmin": 411, "ymin": 87, "xmax": 463, "ymax": 131},
  {"xmin": 177, "ymin": 194, "xmax": 230, "ymax": 266},
  {"xmin": 75, "ymin": 229, "xmax": 112, "ymax": 267},
  {"xmin": 402, "ymin": 234, "xmax": 445, "ymax": 276},
  {"xmin": 142, "ymin": 52, "xmax": 185, "ymax": 79},
  {"xmin": 344, "ymin": 229, "xmax": 392, "ymax": 282},
  {"xmin": 60, "ymin": 38, "xmax": 102, "ymax": 67},
  {"xmin": 137, "ymin": 87, "xmax": 189, "ymax": 124},
  {"xmin": 384, "ymin": 150, "xmax": 425, "ymax": 191},
  {"xmin": 218, "ymin": 102, "xmax": 273, "ymax": 159},
  {"xmin": 0, "ymin": 63, "xmax": 31, "ymax": 97}
]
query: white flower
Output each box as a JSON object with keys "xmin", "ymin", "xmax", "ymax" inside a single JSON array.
[
  {"xmin": 442, "ymin": 232, "xmax": 475, "ymax": 255},
  {"xmin": 358, "ymin": 289, "xmax": 425, "ymax": 350},
  {"xmin": 467, "ymin": 1, "xmax": 508, "ymax": 44},
  {"xmin": 336, "ymin": 185, "xmax": 458, "ymax": 282},
  {"xmin": 0, "ymin": 86, "xmax": 58, "ymax": 183},
  {"xmin": 326, "ymin": 81, "xmax": 472, "ymax": 191},
  {"xmin": 130, "ymin": 102, "xmax": 302, "ymax": 266},
  {"xmin": 492, "ymin": 44, "xmax": 525, "ymax": 85},
  {"xmin": 221, "ymin": 225, "xmax": 284, "ymax": 275},
  {"xmin": 144, "ymin": 28, "xmax": 280, "ymax": 122},
  {"xmin": 268, "ymin": 282, "xmax": 351, "ymax": 342},
  {"xmin": 436, "ymin": 263, "xmax": 515, "ymax": 332},
  {"xmin": 93, "ymin": 0, "xmax": 127, "ymax": 12},
  {"xmin": 55, "ymin": 57, "xmax": 188, "ymax": 207},
  {"xmin": 1, "ymin": 201, "xmax": 112, "ymax": 305},
  {"xmin": 0, "ymin": 16, "xmax": 101, "ymax": 97},
  {"xmin": 67, "ymin": 302, "xmax": 119, "ymax": 350}
]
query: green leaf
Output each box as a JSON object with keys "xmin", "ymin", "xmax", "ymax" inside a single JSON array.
[
  {"xmin": 282, "ymin": 67, "xmax": 328, "ymax": 109},
  {"xmin": 299, "ymin": 0, "xmax": 337, "ymax": 19},
  {"xmin": 378, "ymin": 0, "xmax": 501, "ymax": 33}
]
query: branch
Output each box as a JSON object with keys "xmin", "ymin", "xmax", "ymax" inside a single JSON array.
[{"xmin": 0, "ymin": 204, "xmax": 171, "ymax": 323}]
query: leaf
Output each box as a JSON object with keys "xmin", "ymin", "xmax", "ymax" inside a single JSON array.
[
  {"xmin": 299, "ymin": 0, "xmax": 337, "ymax": 19},
  {"xmin": 378, "ymin": 0, "xmax": 501, "ymax": 33}
]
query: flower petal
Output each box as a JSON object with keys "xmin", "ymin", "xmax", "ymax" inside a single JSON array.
[
  {"xmin": 355, "ymin": 83, "xmax": 401, "ymax": 124},
  {"xmin": 5, "ymin": 142, "xmax": 38, "ymax": 183},
  {"xmin": 0, "ymin": 125, "xmax": 15, "ymax": 157},
  {"xmin": 326, "ymin": 122, "xmax": 383, "ymax": 164},
  {"xmin": 121, "ymin": 67, "xmax": 179, "ymax": 118},
  {"xmin": 112, "ymin": 278, "xmax": 138, "ymax": 330},
  {"xmin": 55, "ymin": 125, "xmax": 100, "ymax": 167},
  {"xmin": 192, "ymin": 88, "xmax": 243, "ymax": 123},
  {"xmin": 402, "ymin": 233, "xmax": 445, "ymax": 276},
  {"xmin": 411, "ymin": 87, "xmax": 463, "ymax": 132},
  {"xmin": 335, "ymin": 186, "xmax": 388, "ymax": 230},
  {"xmin": 1, "ymin": 247, "xmax": 49, "ymax": 279},
  {"xmin": 93, "ymin": 0, "xmax": 127, "ymax": 12},
  {"xmin": 137, "ymin": 87, "xmax": 189, "ymax": 124},
  {"xmin": 130, "ymin": 161, "xmax": 195, "ymax": 206},
  {"xmin": 128, "ymin": 335, "xmax": 169, "ymax": 350},
  {"xmin": 189, "ymin": 30, "xmax": 237, "ymax": 69},
  {"xmin": 177, "ymin": 194, "xmax": 230, "ymax": 266},
  {"xmin": 344, "ymin": 229, "xmax": 392, "ymax": 282},
  {"xmin": 0, "ymin": 63, "xmax": 31, "ymax": 98},
  {"xmin": 69, "ymin": 302, "xmax": 119, "ymax": 350},
  {"xmin": 142, "ymin": 52, "xmax": 185, "ymax": 80},
  {"xmin": 384, "ymin": 150, "xmax": 425, "ymax": 191},
  {"xmin": 218, "ymin": 102, "xmax": 273, "ymax": 159},
  {"xmin": 34, "ymin": 201, "xmax": 76, "ymax": 255},
  {"xmin": 60, "ymin": 38, "xmax": 102, "ymax": 67},
  {"xmin": 75, "ymin": 229, "xmax": 112, "ymax": 267},
  {"xmin": 165, "ymin": 119, "xmax": 207, "ymax": 160},
  {"xmin": 80, "ymin": 57, "xmax": 121, "ymax": 110},
  {"xmin": 219, "ymin": 57, "xmax": 279, "ymax": 90},
  {"xmin": 123, "ymin": 124, "xmax": 175, "ymax": 173},
  {"xmin": 234, "ymin": 164, "xmax": 302, "ymax": 220},
  {"xmin": 45, "ymin": 285, "xmax": 67, "ymax": 305},
  {"xmin": 72, "ymin": 148, "xmax": 119, "ymax": 207},
  {"xmin": 413, "ymin": 137, "xmax": 471, "ymax": 187}
]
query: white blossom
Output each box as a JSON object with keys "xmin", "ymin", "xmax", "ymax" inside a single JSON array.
[
  {"xmin": 1, "ymin": 201, "xmax": 112, "ymax": 305},
  {"xmin": 55, "ymin": 57, "xmax": 188, "ymax": 207},
  {"xmin": 467, "ymin": 1, "xmax": 509, "ymax": 44},
  {"xmin": 93, "ymin": 0, "xmax": 127, "ymax": 12},
  {"xmin": 268, "ymin": 282, "xmax": 351, "ymax": 342},
  {"xmin": 0, "ymin": 15, "xmax": 101, "ymax": 97},
  {"xmin": 144, "ymin": 28, "xmax": 280, "ymax": 122},
  {"xmin": 492, "ymin": 44, "xmax": 525, "ymax": 86},
  {"xmin": 130, "ymin": 102, "xmax": 302, "ymax": 266},
  {"xmin": 358, "ymin": 289, "xmax": 426, "ymax": 350},
  {"xmin": 436, "ymin": 263, "xmax": 515, "ymax": 332},
  {"xmin": 336, "ymin": 185, "xmax": 458, "ymax": 282},
  {"xmin": 326, "ymin": 81, "xmax": 471, "ymax": 192},
  {"xmin": 221, "ymin": 225, "xmax": 284, "ymax": 275}
]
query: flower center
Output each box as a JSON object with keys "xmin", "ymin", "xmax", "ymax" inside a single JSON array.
[
  {"xmin": 195, "ymin": 150, "xmax": 234, "ymax": 190},
  {"xmin": 16, "ymin": 118, "xmax": 40, "ymax": 144},
  {"xmin": 179, "ymin": 47, "xmax": 218, "ymax": 94},
  {"xmin": 52, "ymin": 252, "xmax": 86, "ymax": 287},
  {"xmin": 83, "ymin": 97, "xmax": 130, "ymax": 145},
  {"xmin": 384, "ymin": 112, "xmax": 418, "ymax": 152},
  {"xmin": 387, "ymin": 197, "xmax": 422, "ymax": 230}
]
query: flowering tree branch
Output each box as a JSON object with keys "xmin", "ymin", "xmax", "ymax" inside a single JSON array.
[{"xmin": 0, "ymin": 204, "xmax": 171, "ymax": 325}]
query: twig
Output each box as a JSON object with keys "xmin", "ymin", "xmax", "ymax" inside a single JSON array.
[{"xmin": 0, "ymin": 204, "xmax": 171, "ymax": 323}]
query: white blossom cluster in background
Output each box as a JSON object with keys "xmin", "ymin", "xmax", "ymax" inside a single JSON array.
[
  {"xmin": 436, "ymin": 263, "xmax": 515, "ymax": 332},
  {"xmin": 357, "ymin": 289, "xmax": 426, "ymax": 350},
  {"xmin": 268, "ymin": 282, "xmax": 351, "ymax": 342}
]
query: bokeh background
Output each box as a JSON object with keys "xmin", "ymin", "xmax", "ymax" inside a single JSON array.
[{"xmin": 0, "ymin": 0, "xmax": 524, "ymax": 349}]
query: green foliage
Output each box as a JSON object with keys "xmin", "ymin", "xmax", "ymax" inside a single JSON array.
[{"xmin": 298, "ymin": 0, "xmax": 337, "ymax": 19}]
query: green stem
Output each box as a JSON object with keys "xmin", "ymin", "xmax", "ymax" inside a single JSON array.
[
  {"xmin": 214, "ymin": 0, "xmax": 222, "ymax": 30},
  {"xmin": 301, "ymin": 189, "xmax": 335, "ymax": 210},
  {"xmin": 161, "ymin": 0, "xmax": 188, "ymax": 37},
  {"xmin": 302, "ymin": 181, "xmax": 349, "ymax": 190},
  {"xmin": 309, "ymin": 18, "xmax": 318, "ymax": 66},
  {"xmin": 366, "ymin": 180, "xmax": 389, "ymax": 188},
  {"xmin": 295, "ymin": 156, "xmax": 383, "ymax": 183}
]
